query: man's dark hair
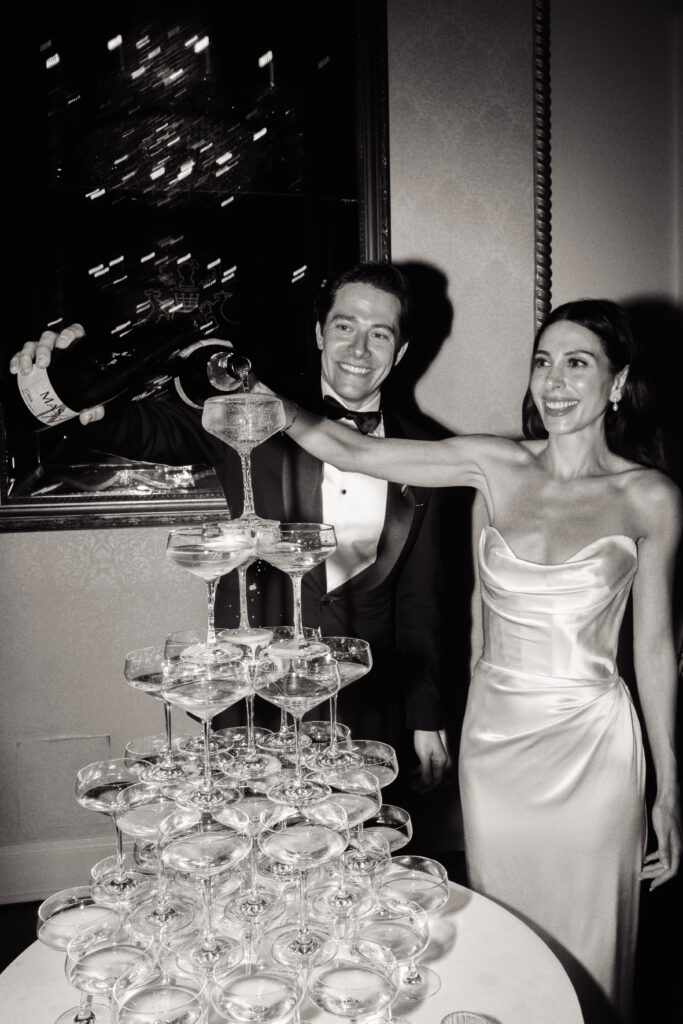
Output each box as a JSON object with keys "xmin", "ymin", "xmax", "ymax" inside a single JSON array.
[{"xmin": 314, "ymin": 262, "xmax": 412, "ymax": 342}]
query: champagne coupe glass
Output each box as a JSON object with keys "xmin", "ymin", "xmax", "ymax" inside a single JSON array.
[
  {"xmin": 37, "ymin": 887, "xmax": 121, "ymax": 1024},
  {"xmin": 342, "ymin": 832, "xmax": 392, "ymax": 907},
  {"xmin": 311, "ymin": 637, "xmax": 372, "ymax": 770},
  {"xmin": 379, "ymin": 855, "xmax": 450, "ymax": 915},
  {"xmin": 165, "ymin": 628, "xmax": 235, "ymax": 761},
  {"xmin": 64, "ymin": 921, "xmax": 155, "ymax": 1024},
  {"xmin": 215, "ymin": 791, "xmax": 285, "ymax": 935},
  {"xmin": 354, "ymin": 895, "xmax": 438, "ymax": 1001},
  {"xmin": 124, "ymin": 646, "xmax": 193, "ymax": 783},
  {"xmin": 211, "ymin": 963, "xmax": 303, "ymax": 1024},
  {"xmin": 254, "ymin": 650, "xmax": 339, "ymax": 805},
  {"xmin": 115, "ymin": 782, "xmax": 195, "ymax": 940},
  {"xmin": 38, "ymin": 887, "xmax": 120, "ymax": 951},
  {"xmin": 255, "ymin": 523, "xmax": 337, "ymax": 656},
  {"xmin": 364, "ymin": 804, "xmax": 413, "ymax": 853},
  {"xmin": 160, "ymin": 807, "xmax": 250, "ymax": 977},
  {"xmin": 301, "ymin": 719, "xmax": 351, "ymax": 752},
  {"xmin": 202, "ymin": 393, "xmax": 286, "ymax": 525},
  {"xmin": 219, "ymin": 516, "xmax": 279, "ymax": 663},
  {"xmin": 112, "ymin": 960, "xmax": 206, "ymax": 1024},
  {"xmin": 258, "ymin": 625, "xmax": 321, "ymax": 757},
  {"xmin": 216, "ymin": 626, "xmax": 281, "ymax": 781},
  {"xmin": 304, "ymin": 768, "xmax": 382, "ymax": 924},
  {"xmin": 75, "ymin": 759, "xmax": 151, "ymax": 907},
  {"xmin": 162, "ymin": 639, "xmax": 251, "ymax": 812},
  {"xmin": 166, "ymin": 521, "xmax": 255, "ymax": 642},
  {"xmin": 349, "ymin": 740, "xmax": 399, "ymax": 790},
  {"xmin": 259, "ymin": 800, "xmax": 349, "ymax": 969},
  {"xmin": 307, "ymin": 938, "xmax": 398, "ymax": 1024}
]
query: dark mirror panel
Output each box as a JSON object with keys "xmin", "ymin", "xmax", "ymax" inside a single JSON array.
[{"xmin": 0, "ymin": 0, "xmax": 388, "ymax": 529}]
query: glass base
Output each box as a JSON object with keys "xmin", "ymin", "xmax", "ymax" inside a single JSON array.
[
  {"xmin": 258, "ymin": 728, "xmax": 311, "ymax": 756},
  {"xmin": 177, "ymin": 733, "xmax": 231, "ymax": 756},
  {"xmin": 173, "ymin": 778, "xmax": 239, "ymax": 812},
  {"xmin": 56, "ymin": 1003, "xmax": 110, "ymax": 1024},
  {"xmin": 228, "ymin": 749, "xmax": 282, "ymax": 780},
  {"xmin": 139, "ymin": 755, "xmax": 200, "ymax": 784},
  {"xmin": 267, "ymin": 922, "xmax": 336, "ymax": 970},
  {"xmin": 309, "ymin": 746, "xmax": 363, "ymax": 771},
  {"xmin": 216, "ymin": 726, "xmax": 273, "ymax": 749},
  {"xmin": 90, "ymin": 870, "xmax": 151, "ymax": 909},
  {"xmin": 266, "ymin": 775, "xmax": 331, "ymax": 807},
  {"xmin": 128, "ymin": 893, "xmax": 196, "ymax": 939},
  {"xmin": 170, "ymin": 927, "xmax": 243, "ymax": 979},
  {"xmin": 308, "ymin": 882, "xmax": 374, "ymax": 925},
  {"xmin": 398, "ymin": 965, "xmax": 441, "ymax": 1000},
  {"xmin": 224, "ymin": 887, "xmax": 285, "ymax": 930},
  {"xmin": 267, "ymin": 639, "xmax": 330, "ymax": 659}
]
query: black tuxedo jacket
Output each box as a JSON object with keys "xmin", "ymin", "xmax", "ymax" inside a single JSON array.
[{"xmin": 84, "ymin": 394, "xmax": 447, "ymax": 749}]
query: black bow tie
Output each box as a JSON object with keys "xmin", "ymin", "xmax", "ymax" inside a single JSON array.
[{"xmin": 322, "ymin": 395, "xmax": 381, "ymax": 435}]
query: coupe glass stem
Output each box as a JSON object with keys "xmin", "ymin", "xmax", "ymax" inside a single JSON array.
[
  {"xmin": 296, "ymin": 869, "xmax": 312, "ymax": 949},
  {"xmin": 202, "ymin": 718, "xmax": 213, "ymax": 792},
  {"xmin": 239, "ymin": 451, "xmax": 256, "ymax": 520},
  {"xmin": 162, "ymin": 700, "xmax": 174, "ymax": 762},
  {"xmin": 245, "ymin": 693, "xmax": 256, "ymax": 753},
  {"xmin": 289, "ymin": 573, "xmax": 304, "ymax": 644},
  {"xmin": 248, "ymin": 837, "xmax": 258, "ymax": 892},
  {"xmin": 237, "ymin": 562, "xmax": 251, "ymax": 629},
  {"xmin": 292, "ymin": 714, "xmax": 302, "ymax": 780},
  {"xmin": 206, "ymin": 579, "xmax": 218, "ymax": 643},
  {"xmin": 329, "ymin": 693, "xmax": 339, "ymax": 754},
  {"xmin": 200, "ymin": 877, "xmax": 216, "ymax": 952},
  {"xmin": 154, "ymin": 844, "xmax": 170, "ymax": 913},
  {"xmin": 73, "ymin": 993, "xmax": 96, "ymax": 1023},
  {"xmin": 113, "ymin": 820, "xmax": 127, "ymax": 884}
]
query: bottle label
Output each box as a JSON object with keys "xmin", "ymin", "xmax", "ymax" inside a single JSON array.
[{"xmin": 17, "ymin": 366, "xmax": 79, "ymax": 426}]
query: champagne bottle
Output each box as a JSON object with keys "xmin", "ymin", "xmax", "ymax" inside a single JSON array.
[
  {"xmin": 7, "ymin": 314, "xmax": 250, "ymax": 432},
  {"xmin": 169, "ymin": 338, "xmax": 252, "ymax": 408}
]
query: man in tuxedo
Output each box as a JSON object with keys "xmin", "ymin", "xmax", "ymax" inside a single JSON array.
[{"xmin": 11, "ymin": 261, "xmax": 450, "ymax": 798}]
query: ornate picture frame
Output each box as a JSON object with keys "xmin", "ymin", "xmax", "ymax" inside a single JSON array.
[{"xmin": 0, "ymin": 0, "xmax": 390, "ymax": 530}]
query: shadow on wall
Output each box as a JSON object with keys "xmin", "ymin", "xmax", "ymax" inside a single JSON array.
[
  {"xmin": 621, "ymin": 295, "xmax": 683, "ymax": 1024},
  {"xmin": 385, "ymin": 260, "xmax": 455, "ymax": 436},
  {"xmin": 390, "ymin": 260, "xmax": 474, "ymax": 855},
  {"xmin": 624, "ymin": 297, "xmax": 683, "ymax": 488}
]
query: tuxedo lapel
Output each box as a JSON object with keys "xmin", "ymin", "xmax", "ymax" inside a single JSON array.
[
  {"xmin": 281, "ymin": 441, "xmax": 327, "ymax": 596},
  {"xmin": 327, "ymin": 409, "xmax": 416, "ymax": 597}
]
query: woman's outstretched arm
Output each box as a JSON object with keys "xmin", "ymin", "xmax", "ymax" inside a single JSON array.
[
  {"xmin": 632, "ymin": 472, "xmax": 683, "ymax": 890},
  {"xmin": 254, "ymin": 383, "xmax": 507, "ymax": 494}
]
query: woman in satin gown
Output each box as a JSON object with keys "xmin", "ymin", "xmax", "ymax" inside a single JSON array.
[{"xmin": 270, "ymin": 297, "xmax": 681, "ymax": 1024}]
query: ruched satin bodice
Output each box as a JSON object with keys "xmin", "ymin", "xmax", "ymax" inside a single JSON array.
[
  {"xmin": 459, "ymin": 526, "xmax": 646, "ymax": 1024},
  {"xmin": 480, "ymin": 526, "xmax": 637, "ymax": 681}
]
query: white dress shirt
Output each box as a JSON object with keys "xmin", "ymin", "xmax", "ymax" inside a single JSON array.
[{"xmin": 320, "ymin": 383, "xmax": 387, "ymax": 591}]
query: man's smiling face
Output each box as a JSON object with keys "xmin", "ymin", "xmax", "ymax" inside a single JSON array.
[{"xmin": 316, "ymin": 282, "xmax": 408, "ymax": 409}]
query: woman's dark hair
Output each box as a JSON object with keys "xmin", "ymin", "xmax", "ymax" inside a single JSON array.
[
  {"xmin": 314, "ymin": 262, "xmax": 413, "ymax": 343},
  {"xmin": 522, "ymin": 299, "xmax": 668, "ymax": 472}
]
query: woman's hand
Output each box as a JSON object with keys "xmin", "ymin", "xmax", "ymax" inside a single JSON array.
[{"xmin": 640, "ymin": 792, "xmax": 682, "ymax": 890}]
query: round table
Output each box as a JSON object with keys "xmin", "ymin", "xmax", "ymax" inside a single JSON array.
[{"xmin": 0, "ymin": 882, "xmax": 583, "ymax": 1023}]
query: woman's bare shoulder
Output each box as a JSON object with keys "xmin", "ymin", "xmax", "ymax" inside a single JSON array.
[{"xmin": 619, "ymin": 465, "xmax": 682, "ymax": 537}]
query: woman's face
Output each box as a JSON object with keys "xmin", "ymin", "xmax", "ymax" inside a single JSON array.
[{"xmin": 529, "ymin": 320, "xmax": 626, "ymax": 436}]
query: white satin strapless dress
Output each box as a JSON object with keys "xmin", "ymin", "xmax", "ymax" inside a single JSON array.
[{"xmin": 459, "ymin": 526, "xmax": 646, "ymax": 1023}]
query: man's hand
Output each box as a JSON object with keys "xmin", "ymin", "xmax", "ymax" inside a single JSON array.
[
  {"xmin": 412, "ymin": 729, "xmax": 451, "ymax": 793},
  {"xmin": 9, "ymin": 323, "xmax": 105, "ymax": 424}
]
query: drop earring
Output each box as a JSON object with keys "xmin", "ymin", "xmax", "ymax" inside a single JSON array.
[{"xmin": 612, "ymin": 398, "xmax": 620, "ymax": 412}]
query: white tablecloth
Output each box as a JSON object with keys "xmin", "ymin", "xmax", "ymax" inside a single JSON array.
[{"xmin": 0, "ymin": 882, "xmax": 583, "ymax": 1023}]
